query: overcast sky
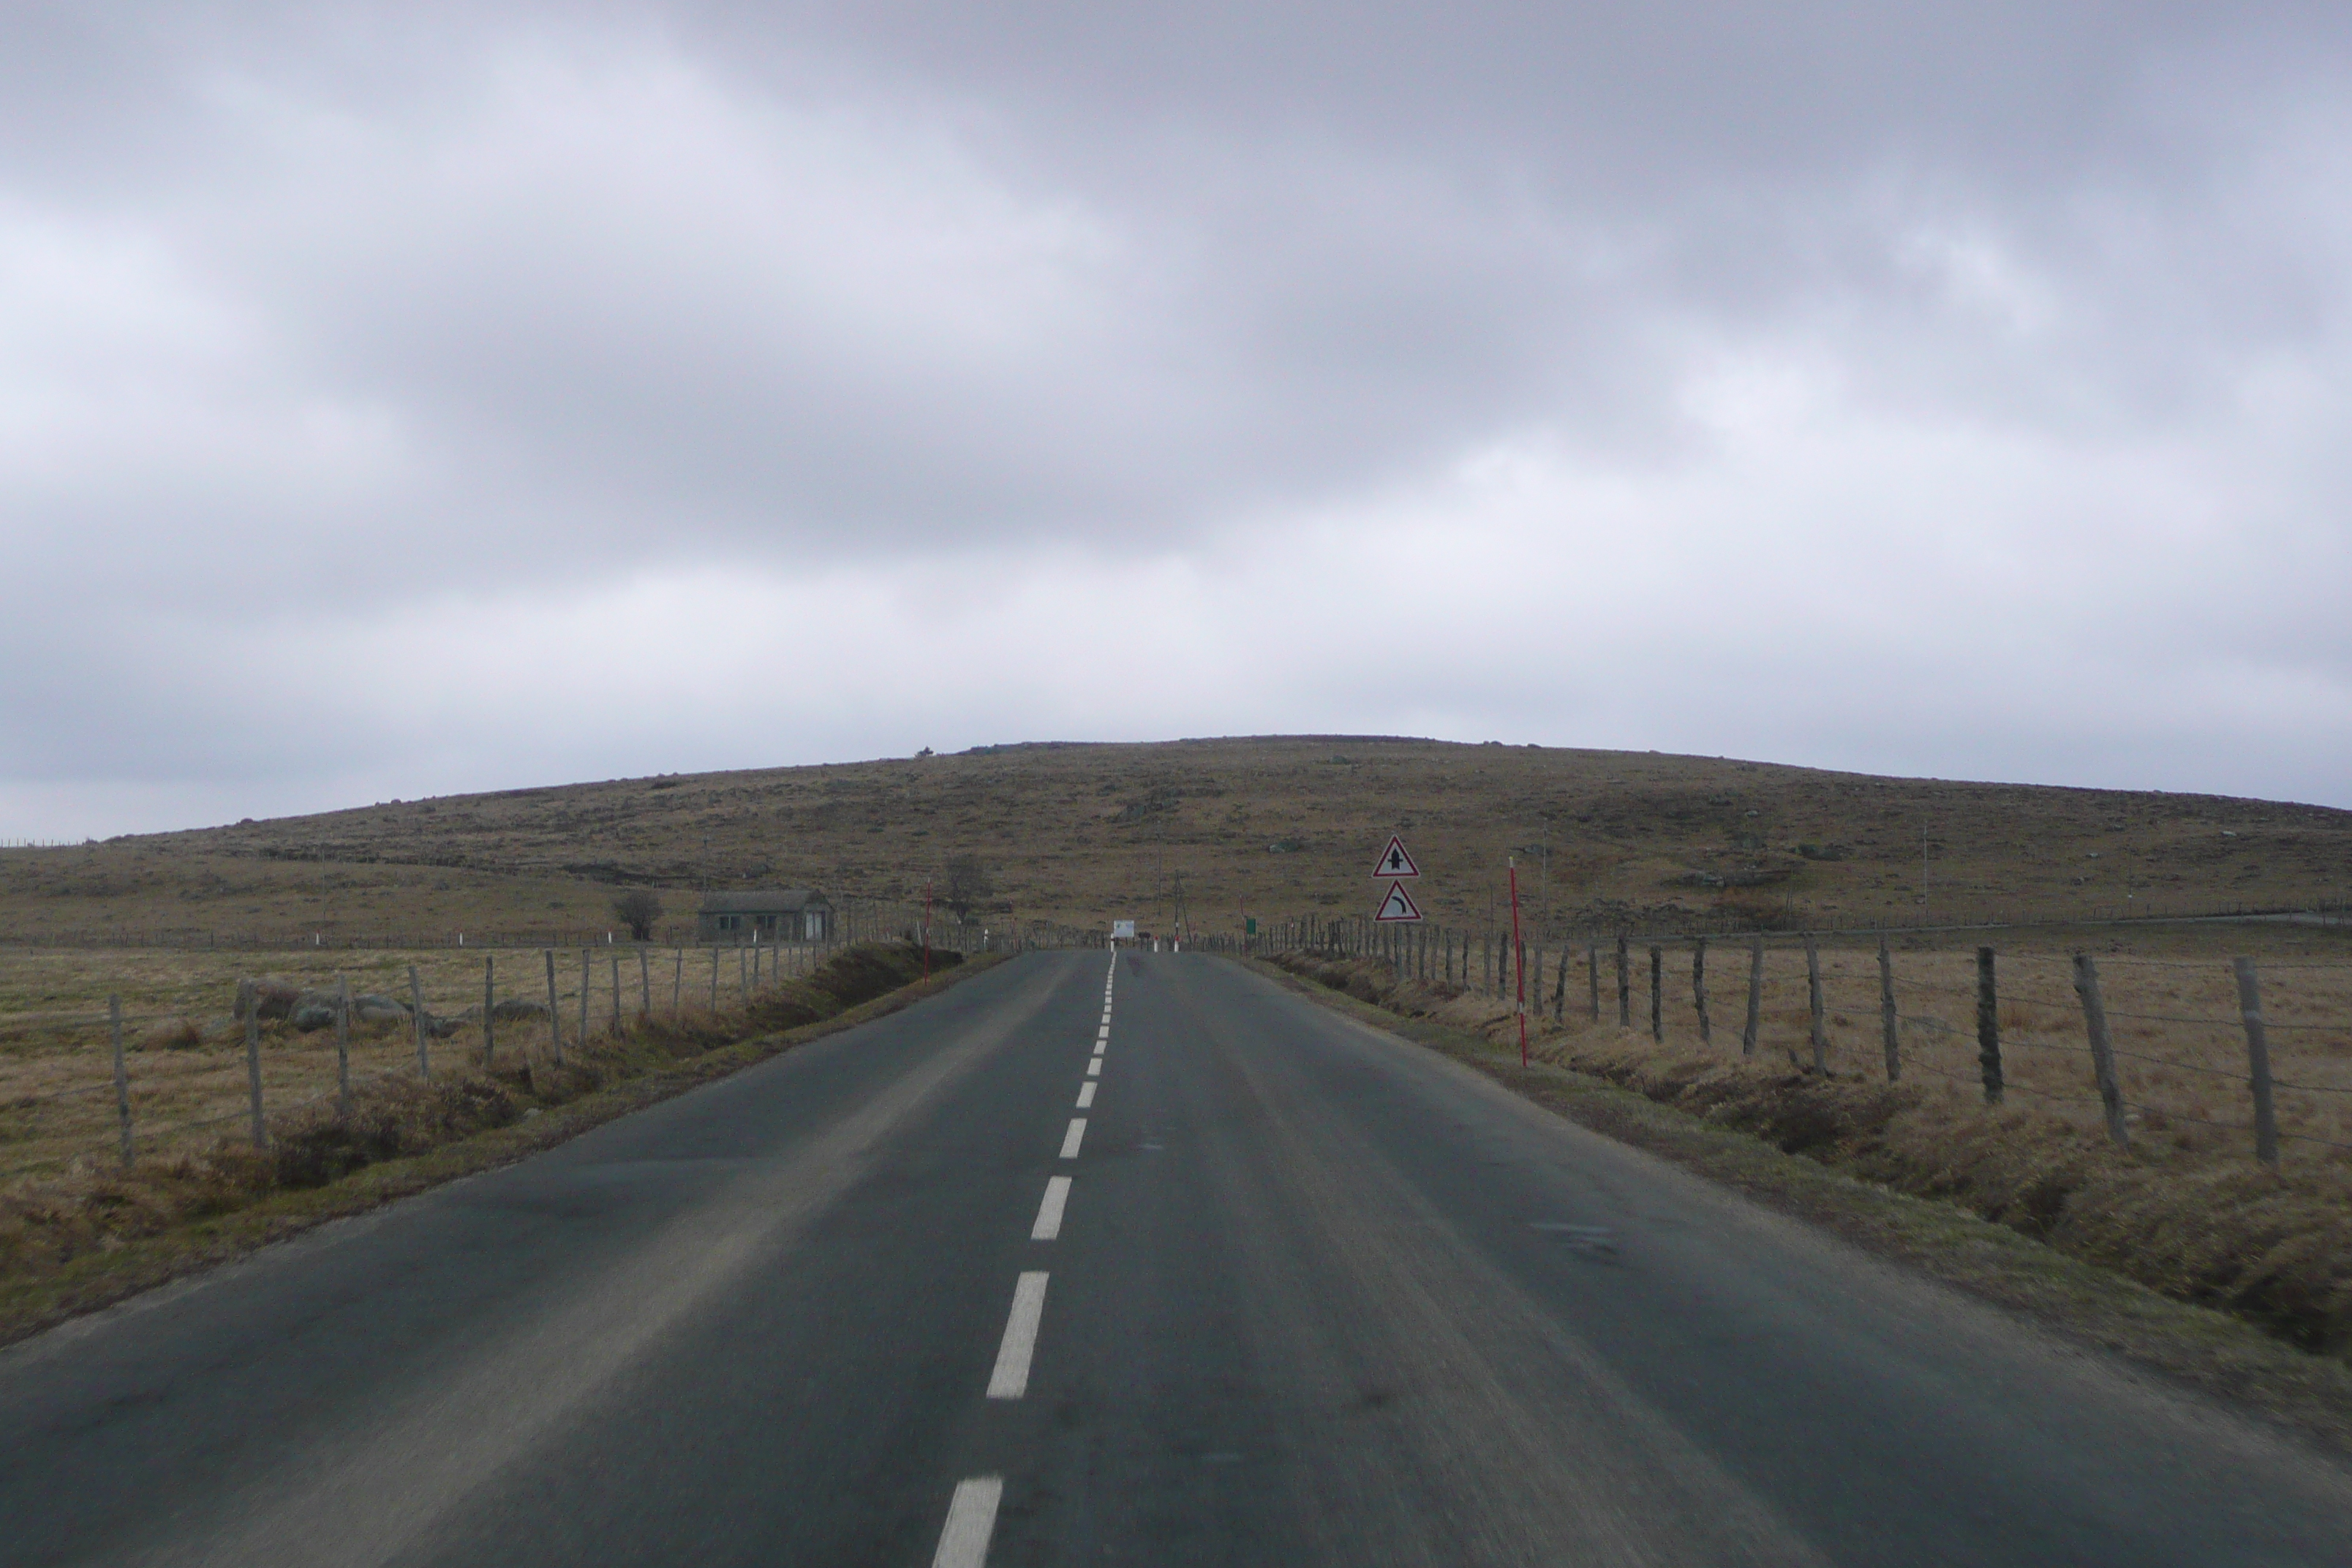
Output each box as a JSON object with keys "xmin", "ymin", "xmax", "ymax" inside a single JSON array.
[{"xmin": 5, "ymin": 1, "xmax": 2351, "ymax": 838}]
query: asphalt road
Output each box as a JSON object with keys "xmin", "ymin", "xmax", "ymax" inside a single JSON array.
[{"xmin": 5, "ymin": 950, "xmax": 2351, "ymax": 1566}]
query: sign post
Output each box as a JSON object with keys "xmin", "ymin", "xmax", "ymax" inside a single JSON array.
[
  {"xmin": 1509, "ymin": 859, "xmax": 1528, "ymax": 1068},
  {"xmin": 1373, "ymin": 833, "xmax": 1425, "ymax": 931}
]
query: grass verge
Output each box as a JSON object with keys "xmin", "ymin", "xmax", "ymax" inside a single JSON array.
[
  {"xmin": 0, "ymin": 943, "xmax": 1005, "ymax": 1349},
  {"xmin": 1240, "ymin": 951, "xmax": 2352, "ymax": 1458}
]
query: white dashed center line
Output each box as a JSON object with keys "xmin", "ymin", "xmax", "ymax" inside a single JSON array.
[
  {"xmin": 1031, "ymin": 1175, "xmax": 1071, "ymax": 1241},
  {"xmin": 931, "ymin": 1477, "xmax": 1003, "ymax": 1568},
  {"xmin": 932, "ymin": 965, "xmax": 1120, "ymax": 1564},
  {"xmin": 987, "ymin": 1272, "xmax": 1049, "ymax": 1399}
]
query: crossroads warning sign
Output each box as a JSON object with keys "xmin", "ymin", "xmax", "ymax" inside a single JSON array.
[
  {"xmin": 1373, "ymin": 881, "xmax": 1424, "ymax": 923},
  {"xmin": 1371, "ymin": 836, "xmax": 1420, "ymax": 879}
]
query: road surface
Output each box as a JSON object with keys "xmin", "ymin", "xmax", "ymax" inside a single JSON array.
[{"xmin": 4, "ymin": 950, "xmax": 2349, "ymax": 1565}]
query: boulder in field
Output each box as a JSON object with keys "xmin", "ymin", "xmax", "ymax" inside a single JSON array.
[
  {"xmin": 233, "ymin": 978, "xmax": 307, "ymax": 1022},
  {"xmin": 352, "ymin": 995, "xmax": 412, "ymax": 1025}
]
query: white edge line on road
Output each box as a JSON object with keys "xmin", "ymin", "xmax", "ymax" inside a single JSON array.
[
  {"xmin": 1032, "ymin": 1175, "xmax": 1071, "ymax": 1240},
  {"xmin": 1075, "ymin": 1080, "xmax": 1096, "ymax": 1108},
  {"xmin": 1086, "ymin": 1058, "xmax": 1102, "ymax": 1077},
  {"xmin": 987, "ymin": 1272, "xmax": 1049, "ymax": 1399},
  {"xmin": 1059, "ymin": 1117, "xmax": 1087, "ymax": 1158},
  {"xmin": 932, "ymin": 1476, "xmax": 1003, "ymax": 1568}
]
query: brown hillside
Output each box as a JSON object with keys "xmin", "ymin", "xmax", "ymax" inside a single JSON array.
[{"xmin": 4, "ymin": 737, "xmax": 2349, "ymax": 943}]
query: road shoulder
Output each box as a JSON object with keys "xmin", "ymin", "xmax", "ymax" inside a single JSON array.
[
  {"xmin": 0, "ymin": 952, "xmax": 1013, "ymax": 1350},
  {"xmin": 1233, "ymin": 953, "xmax": 2352, "ymax": 1460}
]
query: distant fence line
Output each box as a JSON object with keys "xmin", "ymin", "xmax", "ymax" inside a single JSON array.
[
  {"xmin": 10, "ymin": 892, "xmax": 2345, "ymax": 956},
  {"xmin": 0, "ymin": 897, "xmax": 1108, "ymax": 954},
  {"xmin": 1175, "ymin": 896, "xmax": 2346, "ymax": 960}
]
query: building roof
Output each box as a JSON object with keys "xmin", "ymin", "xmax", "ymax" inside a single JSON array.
[{"xmin": 698, "ymin": 889, "xmax": 832, "ymax": 913}]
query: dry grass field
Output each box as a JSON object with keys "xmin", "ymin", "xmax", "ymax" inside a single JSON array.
[
  {"xmin": 4, "ymin": 736, "xmax": 2350, "ymax": 946},
  {"xmin": 0, "ymin": 941, "xmax": 834, "ymax": 1188}
]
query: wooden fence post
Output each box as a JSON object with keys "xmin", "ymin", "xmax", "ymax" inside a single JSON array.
[
  {"xmin": 336, "ymin": 976, "xmax": 352, "ymax": 1116},
  {"xmin": 1553, "ymin": 946, "xmax": 1568, "ymax": 1022},
  {"xmin": 1877, "ymin": 935, "xmax": 1899, "ymax": 1082},
  {"xmin": 544, "ymin": 949, "xmax": 565, "ymax": 1064},
  {"xmin": 709, "ymin": 945, "xmax": 719, "ymax": 1011},
  {"xmin": 2072, "ymin": 954, "xmax": 2129, "ymax": 1149},
  {"xmin": 2233, "ymin": 957, "xmax": 2281, "ymax": 1166},
  {"xmin": 410, "ymin": 964, "xmax": 429, "ymax": 1081},
  {"xmin": 1692, "ymin": 938, "xmax": 1711, "ymax": 1045},
  {"xmin": 1588, "ymin": 944, "xmax": 1600, "ymax": 1022},
  {"xmin": 638, "ymin": 948, "xmax": 652, "ymax": 1017},
  {"xmin": 1615, "ymin": 935, "xmax": 1631, "ymax": 1028},
  {"xmin": 573, "ymin": 949, "xmax": 590, "ymax": 1044},
  {"xmin": 483, "ymin": 956, "xmax": 496, "ymax": 1066},
  {"xmin": 1975, "ymin": 947, "xmax": 2003, "ymax": 1104},
  {"xmin": 1648, "ymin": 946, "xmax": 1663, "ymax": 1041},
  {"xmin": 246, "ymin": 1004, "xmax": 268, "ymax": 1150},
  {"xmin": 1741, "ymin": 935, "xmax": 1764, "ymax": 1058},
  {"xmin": 1804, "ymin": 934, "xmax": 1827, "ymax": 1072},
  {"xmin": 109, "ymin": 995, "xmax": 133, "ymax": 1169}
]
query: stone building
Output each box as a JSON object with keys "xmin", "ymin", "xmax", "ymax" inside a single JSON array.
[{"xmin": 696, "ymin": 889, "xmax": 832, "ymax": 942}]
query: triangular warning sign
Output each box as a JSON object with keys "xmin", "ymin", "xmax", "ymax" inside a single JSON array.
[
  {"xmin": 1371, "ymin": 836, "xmax": 1420, "ymax": 879},
  {"xmin": 1373, "ymin": 881, "xmax": 1424, "ymax": 923}
]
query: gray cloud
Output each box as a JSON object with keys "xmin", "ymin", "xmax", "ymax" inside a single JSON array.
[{"xmin": 4, "ymin": 1, "xmax": 2351, "ymax": 834}]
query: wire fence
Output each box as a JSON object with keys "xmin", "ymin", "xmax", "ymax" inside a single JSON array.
[
  {"xmin": 1244, "ymin": 913, "xmax": 2352, "ymax": 1168},
  {"xmin": 0, "ymin": 904, "xmax": 1103, "ymax": 1181}
]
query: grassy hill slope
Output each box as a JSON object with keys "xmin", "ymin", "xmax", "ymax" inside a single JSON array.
[{"xmin": 4, "ymin": 737, "xmax": 2350, "ymax": 943}]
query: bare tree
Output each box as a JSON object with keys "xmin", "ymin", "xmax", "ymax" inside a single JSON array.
[
  {"xmin": 611, "ymin": 889, "xmax": 663, "ymax": 942},
  {"xmin": 942, "ymin": 855, "xmax": 992, "ymax": 921}
]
